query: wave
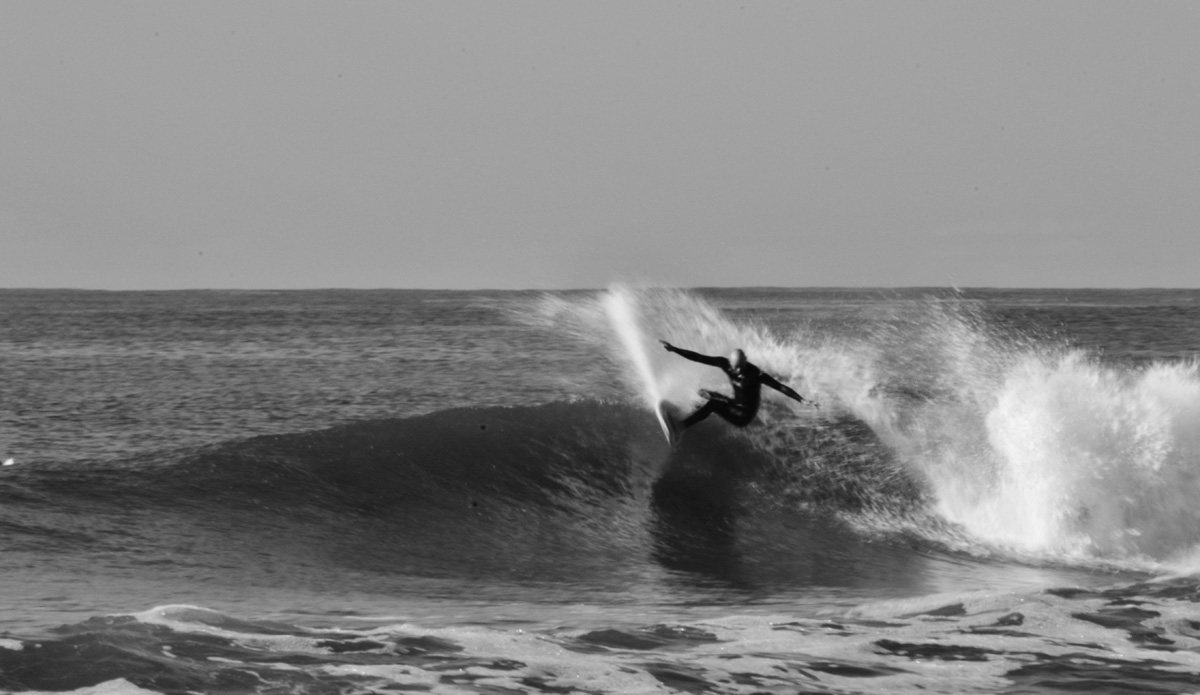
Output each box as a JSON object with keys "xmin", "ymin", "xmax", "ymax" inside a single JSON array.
[
  {"xmin": 1, "ymin": 398, "xmax": 935, "ymax": 595},
  {"xmin": 6, "ymin": 285, "xmax": 1198, "ymax": 588},
  {"xmin": 537, "ymin": 285, "xmax": 1200, "ymax": 572}
]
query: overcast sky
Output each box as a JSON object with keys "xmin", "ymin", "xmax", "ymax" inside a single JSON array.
[{"xmin": 2, "ymin": 1, "xmax": 1198, "ymax": 289}]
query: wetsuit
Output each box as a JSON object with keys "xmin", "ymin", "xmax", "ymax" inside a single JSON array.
[{"xmin": 660, "ymin": 343, "xmax": 809, "ymax": 428}]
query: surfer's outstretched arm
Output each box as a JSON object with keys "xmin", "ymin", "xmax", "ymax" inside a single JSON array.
[
  {"xmin": 761, "ymin": 373, "xmax": 817, "ymax": 408},
  {"xmin": 660, "ymin": 341, "xmax": 727, "ymax": 368}
]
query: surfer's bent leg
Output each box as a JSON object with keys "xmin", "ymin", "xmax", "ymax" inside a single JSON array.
[
  {"xmin": 681, "ymin": 399, "xmax": 717, "ymax": 427},
  {"xmin": 686, "ymin": 390, "xmax": 758, "ymax": 428},
  {"xmin": 682, "ymin": 390, "xmax": 737, "ymax": 428}
]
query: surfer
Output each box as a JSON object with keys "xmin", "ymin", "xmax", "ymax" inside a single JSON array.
[{"xmin": 660, "ymin": 341, "xmax": 814, "ymax": 429}]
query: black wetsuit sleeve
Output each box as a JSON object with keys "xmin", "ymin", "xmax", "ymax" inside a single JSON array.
[
  {"xmin": 761, "ymin": 373, "xmax": 807, "ymax": 403},
  {"xmin": 666, "ymin": 345, "xmax": 728, "ymax": 368}
]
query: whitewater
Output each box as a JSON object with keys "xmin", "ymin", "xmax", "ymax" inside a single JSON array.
[{"xmin": 2, "ymin": 286, "xmax": 1200, "ymax": 693}]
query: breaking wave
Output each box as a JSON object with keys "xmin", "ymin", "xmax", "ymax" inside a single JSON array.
[{"xmin": 537, "ymin": 285, "xmax": 1200, "ymax": 572}]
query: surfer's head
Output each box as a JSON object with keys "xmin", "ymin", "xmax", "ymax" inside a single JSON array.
[{"xmin": 728, "ymin": 349, "xmax": 747, "ymax": 372}]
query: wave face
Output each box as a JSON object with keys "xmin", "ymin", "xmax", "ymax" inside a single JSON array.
[
  {"xmin": 2, "ymin": 397, "xmax": 947, "ymax": 607},
  {"xmin": 536, "ymin": 286, "xmax": 1200, "ymax": 571}
]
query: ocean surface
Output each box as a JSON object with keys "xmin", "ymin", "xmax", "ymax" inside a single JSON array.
[{"xmin": 3, "ymin": 286, "xmax": 1200, "ymax": 694}]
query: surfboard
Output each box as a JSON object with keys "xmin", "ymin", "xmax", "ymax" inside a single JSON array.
[{"xmin": 654, "ymin": 400, "xmax": 684, "ymax": 445}]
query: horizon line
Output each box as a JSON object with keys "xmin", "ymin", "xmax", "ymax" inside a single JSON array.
[{"xmin": 2, "ymin": 285, "xmax": 1197, "ymax": 293}]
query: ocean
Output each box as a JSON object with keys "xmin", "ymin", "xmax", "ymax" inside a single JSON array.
[{"xmin": 2, "ymin": 286, "xmax": 1200, "ymax": 694}]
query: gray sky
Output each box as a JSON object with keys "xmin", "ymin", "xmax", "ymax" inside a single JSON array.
[{"xmin": 3, "ymin": 1, "xmax": 1198, "ymax": 289}]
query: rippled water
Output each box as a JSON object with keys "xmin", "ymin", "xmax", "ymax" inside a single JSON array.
[{"xmin": 2, "ymin": 286, "xmax": 1199, "ymax": 693}]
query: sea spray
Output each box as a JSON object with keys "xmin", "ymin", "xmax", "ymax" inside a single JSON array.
[
  {"xmin": 535, "ymin": 284, "xmax": 775, "ymax": 410},
  {"xmin": 600, "ymin": 287, "xmax": 662, "ymax": 407},
  {"xmin": 538, "ymin": 286, "xmax": 1200, "ymax": 568},
  {"xmin": 535, "ymin": 285, "xmax": 921, "ymax": 514},
  {"xmin": 838, "ymin": 302, "xmax": 1200, "ymax": 567},
  {"xmin": 942, "ymin": 354, "xmax": 1200, "ymax": 563},
  {"xmin": 589, "ymin": 285, "xmax": 829, "ymax": 413}
]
